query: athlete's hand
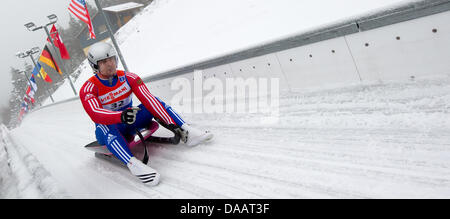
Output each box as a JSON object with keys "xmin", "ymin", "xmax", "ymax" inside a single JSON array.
[{"xmin": 121, "ymin": 107, "xmax": 140, "ymax": 125}]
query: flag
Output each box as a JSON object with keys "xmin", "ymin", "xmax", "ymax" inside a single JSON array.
[
  {"xmin": 33, "ymin": 62, "xmax": 53, "ymax": 83},
  {"xmin": 39, "ymin": 65, "xmax": 53, "ymax": 83},
  {"xmin": 31, "ymin": 63, "xmax": 40, "ymax": 76},
  {"xmin": 68, "ymin": 0, "xmax": 96, "ymax": 39},
  {"xmin": 39, "ymin": 45, "xmax": 62, "ymax": 75},
  {"xmin": 27, "ymin": 74, "xmax": 38, "ymax": 92},
  {"xmin": 48, "ymin": 24, "xmax": 70, "ymax": 59},
  {"xmin": 26, "ymin": 86, "xmax": 36, "ymax": 104},
  {"xmin": 19, "ymin": 106, "xmax": 26, "ymax": 121},
  {"xmin": 19, "ymin": 99, "xmax": 29, "ymax": 121},
  {"xmin": 26, "ymin": 75, "xmax": 37, "ymax": 103},
  {"xmin": 22, "ymin": 97, "xmax": 31, "ymax": 109}
]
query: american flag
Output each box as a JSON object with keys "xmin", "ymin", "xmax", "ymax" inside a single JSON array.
[{"xmin": 68, "ymin": 0, "xmax": 96, "ymax": 39}]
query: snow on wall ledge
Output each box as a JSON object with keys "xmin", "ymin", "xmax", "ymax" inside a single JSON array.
[{"xmin": 146, "ymin": 8, "xmax": 450, "ymax": 102}]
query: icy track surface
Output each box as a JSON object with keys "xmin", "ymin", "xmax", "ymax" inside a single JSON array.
[{"xmin": 3, "ymin": 76, "xmax": 450, "ymax": 198}]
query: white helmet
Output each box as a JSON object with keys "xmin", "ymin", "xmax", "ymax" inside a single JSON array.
[{"xmin": 87, "ymin": 42, "xmax": 118, "ymax": 72}]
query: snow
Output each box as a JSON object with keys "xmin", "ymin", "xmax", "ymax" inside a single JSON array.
[
  {"xmin": 3, "ymin": 0, "xmax": 450, "ymax": 198},
  {"xmin": 3, "ymin": 75, "xmax": 450, "ymax": 198},
  {"xmin": 103, "ymin": 2, "xmax": 144, "ymax": 13},
  {"xmin": 0, "ymin": 124, "xmax": 66, "ymax": 198}
]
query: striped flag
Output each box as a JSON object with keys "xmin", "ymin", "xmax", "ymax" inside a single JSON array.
[
  {"xmin": 22, "ymin": 96, "xmax": 32, "ymax": 108},
  {"xmin": 26, "ymin": 86, "xmax": 36, "ymax": 104},
  {"xmin": 39, "ymin": 45, "xmax": 62, "ymax": 75},
  {"xmin": 27, "ymin": 74, "xmax": 38, "ymax": 92},
  {"xmin": 33, "ymin": 62, "xmax": 53, "ymax": 83},
  {"xmin": 39, "ymin": 65, "xmax": 53, "ymax": 83},
  {"xmin": 26, "ymin": 74, "xmax": 38, "ymax": 102},
  {"xmin": 68, "ymin": 0, "xmax": 96, "ymax": 39},
  {"xmin": 19, "ymin": 101, "xmax": 28, "ymax": 121}
]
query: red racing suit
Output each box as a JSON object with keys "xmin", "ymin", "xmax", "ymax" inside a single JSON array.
[{"xmin": 79, "ymin": 70, "xmax": 175, "ymax": 126}]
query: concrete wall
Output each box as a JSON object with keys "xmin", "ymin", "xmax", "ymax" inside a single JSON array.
[
  {"xmin": 146, "ymin": 4, "xmax": 450, "ymax": 103},
  {"xmin": 40, "ymin": 0, "xmax": 450, "ymax": 111},
  {"xmin": 346, "ymin": 11, "xmax": 450, "ymax": 82}
]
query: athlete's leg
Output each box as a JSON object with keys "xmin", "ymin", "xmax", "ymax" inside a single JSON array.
[
  {"xmin": 95, "ymin": 123, "xmax": 160, "ymax": 186},
  {"xmin": 154, "ymin": 97, "xmax": 186, "ymax": 127},
  {"xmin": 95, "ymin": 124, "xmax": 134, "ymax": 164}
]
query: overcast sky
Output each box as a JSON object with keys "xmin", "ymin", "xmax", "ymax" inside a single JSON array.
[{"xmin": 0, "ymin": 0, "xmax": 97, "ymax": 111}]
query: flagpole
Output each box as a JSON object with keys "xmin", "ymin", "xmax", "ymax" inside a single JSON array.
[
  {"xmin": 24, "ymin": 15, "xmax": 78, "ymax": 97},
  {"xmin": 28, "ymin": 53, "xmax": 55, "ymax": 103},
  {"xmin": 43, "ymin": 25, "xmax": 78, "ymax": 96},
  {"xmin": 94, "ymin": 0, "xmax": 130, "ymax": 73}
]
